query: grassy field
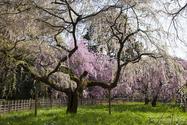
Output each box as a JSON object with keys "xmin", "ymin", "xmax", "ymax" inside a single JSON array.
[{"xmin": 0, "ymin": 103, "xmax": 186, "ymax": 125}]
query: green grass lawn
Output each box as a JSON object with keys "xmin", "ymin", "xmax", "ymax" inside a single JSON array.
[{"xmin": 0, "ymin": 103, "xmax": 186, "ymax": 125}]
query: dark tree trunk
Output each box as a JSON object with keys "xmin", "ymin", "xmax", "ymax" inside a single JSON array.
[
  {"xmin": 151, "ymin": 81, "xmax": 162, "ymax": 107},
  {"xmin": 66, "ymin": 91, "xmax": 79, "ymax": 114},
  {"xmin": 145, "ymin": 96, "xmax": 149, "ymax": 105},
  {"xmin": 151, "ymin": 95, "xmax": 158, "ymax": 107}
]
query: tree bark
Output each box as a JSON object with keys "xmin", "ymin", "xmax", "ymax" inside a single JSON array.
[
  {"xmin": 145, "ymin": 95, "xmax": 149, "ymax": 105},
  {"xmin": 151, "ymin": 95, "xmax": 158, "ymax": 107},
  {"xmin": 66, "ymin": 91, "xmax": 79, "ymax": 114}
]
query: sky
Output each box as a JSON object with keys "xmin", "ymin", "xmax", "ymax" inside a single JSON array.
[
  {"xmin": 169, "ymin": 42, "xmax": 187, "ymax": 59},
  {"xmin": 155, "ymin": 0, "xmax": 187, "ymax": 60}
]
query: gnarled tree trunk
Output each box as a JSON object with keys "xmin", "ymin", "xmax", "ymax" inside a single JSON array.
[
  {"xmin": 151, "ymin": 95, "xmax": 158, "ymax": 107},
  {"xmin": 145, "ymin": 95, "xmax": 149, "ymax": 105},
  {"xmin": 151, "ymin": 82, "xmax": 162, "ymax": 107},
  {"xmin": 66, "ymin": 91, "xmax": 79, "ymax": 114}
]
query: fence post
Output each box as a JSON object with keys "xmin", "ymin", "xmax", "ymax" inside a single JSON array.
[
  {"xmin": 17, "ymin": 100, "xmax": 19, "ymax": 111},
  {"xmin": 4, "ymin": 101, "xmax": 6, "ymax": 114},
  {"xmin": 38, "ymin": 98, "xmax": 40, "ymax": 108},
  {"xmin": 48, "ymin": 98, "xmax": 50, "ymax": 108},
  {"xmin": 26, "ymin": 100, "xmax": 28, "ymax": 110},
  {"xmin": 23, "ymin": 100, "xmax": 24, "ymax": 111},
  {"xmin": 184, "ymin": 101, "xmax": 187, "ymax": 112},
  {"xmin": 7, "ymin": 101, "xmax": 10, "ymax": 113},
  {"xmin": 35, "ymin": 80, "xmax": 38, "ymax": 117},
  {"xmin": 11, "ymin": 100, "xmax": 13, "ymax": 112},
  {"xmin": 27, "ymin": 99, "xmax": 30, "ymax": 110},
  {"xmin": 81, "ymin": 98, "xmax": 83, "ymax": 105},
  {"xmin": 20, "ymin": 100, "xmax": 22, "ymax": 110},
  {"xmin": 29, "ymin": 99, "xmax": 31, "ymax": 110},
  {"xmin": 0, "ymin": 101, "xmax": 2, "ymax": 114},
  {"xmin": 58, "ymin": 99, "xmax": 60, "ymax": 107},
  {"xmin": 21, "ymin": 100, "xmax": 23, "ymax": 110},
  {"xmin": 7, "ymin": 101, "xmax": 9, "ymax": 113},
  {"xmin": 91, "ymin": 98, "xmax": 93, "ymax": 105},
  {"xmin": 11, "ymin": 100, "xmax": 14, "ymax": 112},
  {"xmin": 50, "ymin": 98, "xmax": 53, "ymax": 108},
  {"xmin": 25, "ymin": 100, "xmax": 27, "ymax": 110},
  {"xmin": 22, "ymin": 100, "xmax": 24, "ymax": 110}
]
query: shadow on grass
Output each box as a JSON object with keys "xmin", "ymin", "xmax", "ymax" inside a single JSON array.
[
  {"xmin": 0, "ymin": 108, "xmax": 64, "ymax": 125},
  {"xmin": 39, "ymin": 109, "xmax": 148, "ymax": 125},
  {"xmin": 0, "ymin": 103, "xmax": 185, "ymax": 125},
  {"xmin": 0, "ymin": 110, "xmax": 34, "ymax": 124},
  {"xmin": 80, "ymin": 102, "xmax": 183, "ymax": 113}
]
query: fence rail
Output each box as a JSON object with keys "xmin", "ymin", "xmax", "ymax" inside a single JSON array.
[{"xmin": 0, "ymin": 98, "xmax": 186, "ymax": 114}]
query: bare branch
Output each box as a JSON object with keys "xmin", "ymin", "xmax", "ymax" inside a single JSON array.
[
  {"xmin": 0, "ymin": 7, "xmax": 31, "ymax": 15},
  {"xmin": 171, "ymin": 3, "xmax": 187, "ymax": 20},
  {"xmin": 47, "ymin": 46, "xmax": 77, "ymax": 78},
  {"xmin": 7, "ymin": 39, "xmax": 25, "ymax": 51},
  {"xmin": 122, "ymin": 29, "xmax": 139, "ymax": 44},
  {"xmin": 34, "ymin": 3, "xmax": 72, "ymax": 24},
  {"xmin": 82, "ymin": 5, "xmax": 122, "ymax": 20},
  {"xmin": 121, "ymin": 53, "xmax": 163, "ymax": 67},
  {"xmin": 19, "ymin": 63, "xmax": 70, "ymax": 94}
]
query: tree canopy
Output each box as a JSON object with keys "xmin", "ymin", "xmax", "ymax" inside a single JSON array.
[{"xmin": 0, "ymin": 0, "xmax": 186, "ymax": 113}]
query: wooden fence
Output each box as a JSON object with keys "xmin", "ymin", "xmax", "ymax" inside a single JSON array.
[
  {"xmin": 0, "ymin": 98, "xmax": 97, "ymax": 114},
  {"xmin": 0, "ymin": 98, "xmax": 186, "ymax": 114}
]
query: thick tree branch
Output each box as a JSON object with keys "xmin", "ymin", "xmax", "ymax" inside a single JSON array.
[
  {"xmin": 65, "ymin": 1, "xmax": 74, "ymax": 23},
  {"xmin": 19, "ymin": 63, "xmax": 69, "ymax": 94},
  {"xmin": 80, "ymin": 71, "xmax": 88, "ymax": 82},
  {"xmin": 111, "ymin": 42, "xmax": 123, "ymax": 88},
  {"xmin": 85, "ymin": 81, "xmax": 110, "ymax": 89},
  {"xmin": 58, "ymin": 65, "xmax": 80, "ymax": 83},
  {"xmin": 64, "ymin": 0, "xmax": 79, "ymax": 17}
]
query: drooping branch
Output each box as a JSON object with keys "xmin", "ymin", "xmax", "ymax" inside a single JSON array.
[
  {"xmin": 34, "ymin": 2, "xmax": 72, "ymax": 24},
  {"xmin": 7, "ymin": 39, "xmax": 25, "ymax": 51},
  {"xmin": 19, "ymin": 63, "xmax": 69, "ymax": 94},
  {"xmin": 121, "ymin": 53, "xmax": 162, "ymax": 67},
  {"xmin": 0, "ymin": 7, "xmax": 31, "ymax": 15},
  {"xmin": 36, "ymin": 19, "xmax": 67, "ymax": 30},
  {"xmin": 82, "ymin": 5, "xmax": 122, "ymax": 20}
]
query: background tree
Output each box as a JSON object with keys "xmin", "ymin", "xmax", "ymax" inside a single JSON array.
[
  {"xmin": 126, "ymin": 57, "xmax": 186, "ymax": 106},
  {"xmin": 0, "ymin": 0, "xmax": 59, "ymax": 99}
]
